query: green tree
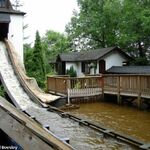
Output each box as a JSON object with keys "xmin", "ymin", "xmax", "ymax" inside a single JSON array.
[
  {"xmin": 42, "ymin": 30, "xmax": 71, "ymax": 73},
  {"xmin": 12, "ymin": 0, "xmax": 23, "ymax": 10},
  {"xmin": 24, "ymin": 31, "xmax": 46, "ymax": 88},
  {"xmin": 66, "ymin": 66, "xmax": 77, "ymax": 77},
  {"xmin": 66, "ymin": 0, "xmax": 150, "ymax": 65},
  {"xmin": 33, "ymin": 31, "xmax": 46, "ymax": 75},
  {"xmin": 0, "ymin": 85, "xmax": 5, "ymax": 97},
  {"xmin": 119, "ymin": 0, "xmax": 150, "ymax": 65},
  {"xmin": 24, "ymin": 30, "xmax": 71, "ymax": 88},
  {"xmin": 66, "ymin": 0, "xmax": 121, "ymax": 50},
  {"xmin": 24, "ymin": 43, "xmax": 33, "ymax": 72}
]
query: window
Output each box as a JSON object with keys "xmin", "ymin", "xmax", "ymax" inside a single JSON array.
[
  {"xmin": 0, "ymin": 0, "xmax": 6, "ymax": 7},
  {"xmin": 81, "ymin": 62, "xmax": 85, "ymax": 73},
  {"xmin": 81, "ymin": 62, "xmax": 89, "ymax": 74}
]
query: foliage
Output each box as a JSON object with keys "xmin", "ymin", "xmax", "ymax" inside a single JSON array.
[
  {"xmin": 0, "ymin": 85, "xmax": 5, "ymax": 97},
  {"xmin": 24, "ymin": 31, "xmax": 46, "ymax": 88},
  {"xmin": 131, "ymin": 57, "xmax": 149, "ymax": 66},
  {"xmin": 42, "ymin": 30, "xmax": 71, "ymax": 67},
  {"xmin": 33, "ymin": 31, "xmax": 46, "ymax": 76},
  {"xmin": 65, "ymin": 0, "xmax": 150, "ymax": 65},
  {"xmin": 66, "ymin": 0, "xmax": 121, "ymax": 50},
  {"xmin": 119, "ymin": 0, "xmax": 150, "ymax": 60},
  {"xmin": 24, "ymin": 30, "xmax": 72, "ymax": 89},
  {"xmin": 66, "ymin": 66, "xmax": 77, "ymax": 77},
  {"xmin": 74, "ymin": 82, "xmax": 81, "ymax": 89},
  {"xmin": 24, "ymin": 43, "xmax": 33, "ymax": 72},
  {"xmin": 11, "ymin": 0, "xmax": 23, "ymax": 10}
]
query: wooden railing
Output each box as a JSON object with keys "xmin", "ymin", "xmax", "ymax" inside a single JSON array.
[
  {"xmin": 47, "ymin": 76, "xmax": 102, "ymax": 96},
  {"xmin": 47, "ymin": 74, "xmax": 150, "ymax": 100},
  {"xmin": 103, "ymin": 74, "xmax": 150, "ymax": 98},
  {"xmin": 47, "ymin": 75, "xmax": 69, "ymax": 95}
]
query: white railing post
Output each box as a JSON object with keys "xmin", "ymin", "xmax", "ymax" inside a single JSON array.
[
  {"xmin": 67, "ymin": 89, "xmax": 70, "ymax": 105},
  {"xmin": 67, "ymin": 78, "xmax": 71, "ymax": 105}
]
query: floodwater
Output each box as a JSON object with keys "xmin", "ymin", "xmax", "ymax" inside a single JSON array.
[{"xmin": 68, "ymin": 102, "xmax": 150, "ymax": 144}]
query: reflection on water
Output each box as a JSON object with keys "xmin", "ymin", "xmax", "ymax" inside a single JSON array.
[{"xmin": 68, "ymin": 102, "xmax": 150, "ymax": 143}]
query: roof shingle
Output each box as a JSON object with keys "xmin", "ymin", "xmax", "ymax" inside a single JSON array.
[
  {"xmin": 0, "ymin": 0, "xmax": 25, "ymax": 15},
  {"xmin": 59, "ymin": 47, "xmax": 127, "ymax": 62},
  {"xmin": 107, "ymin": 66, "xmax": 150, "ymax": 74}
]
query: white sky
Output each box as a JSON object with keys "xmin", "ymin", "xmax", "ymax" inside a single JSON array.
[{"xmin": 17, "ymin": 0, "xmax": 78, "ymax": 44}]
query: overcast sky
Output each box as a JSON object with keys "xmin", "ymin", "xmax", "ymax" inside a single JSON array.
[{"xmin": 18, "ymin": 0, "xmax": 78, "ymax": 44}]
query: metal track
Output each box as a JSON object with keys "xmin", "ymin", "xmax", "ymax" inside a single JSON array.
[{"xmin": 48, "ymin": 106, "xmax": 150, "ymax": 150}]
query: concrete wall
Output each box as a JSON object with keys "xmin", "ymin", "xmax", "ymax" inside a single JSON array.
[{"xmin": 8, "ymin": 14, "xmax": 24, "ymax": 63}]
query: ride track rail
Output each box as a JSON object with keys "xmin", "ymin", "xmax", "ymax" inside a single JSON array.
[
  {"xmin": 0, "ymin": 39, "xmax": 149, "ymax": 150},
  {"xmin": 47, "ymin": 107, "xmax": 150, "ymax": 150}
]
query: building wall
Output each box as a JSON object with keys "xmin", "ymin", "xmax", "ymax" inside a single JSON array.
[
  {"xmin": 65, "ymin": 51, "xmax": 128, "ymax": 76},
  {"xmin": 66, "ymin": 62, "xmax": 85, "ymax": 77},
  {"xmin": 8, "ymin": 14, "xmax": 24, "ymax": 63},
  {"xmin": 103, "ymin": 51, "xmax": 127, "ymax": 70}
]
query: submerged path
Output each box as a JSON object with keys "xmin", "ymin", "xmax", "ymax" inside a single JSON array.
[{"xmin": 0, "ymin": 41, "xmax": 137, "ymax": 149}]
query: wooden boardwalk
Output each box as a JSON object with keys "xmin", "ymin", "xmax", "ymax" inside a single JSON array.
[
  {"xmin": 104, "ymin": 74, "xmax": 150, "ymax": 97},
  {"xmin": 47, "ymin": 74, "xmax": 150, "ymax": 107}
]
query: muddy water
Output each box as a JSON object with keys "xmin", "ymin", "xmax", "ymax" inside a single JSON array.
[{"xmin": 68, "ymin": 102, "xmax": 150, "ymax": 143}]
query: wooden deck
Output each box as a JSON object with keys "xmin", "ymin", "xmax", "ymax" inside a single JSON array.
[
  {"xmin": 47, "ymin": 74, "xmax": 150, "ymax": 107},
  {"xmin": 103, "ymin": 74, "xmax": 150, "ymax": 98}
]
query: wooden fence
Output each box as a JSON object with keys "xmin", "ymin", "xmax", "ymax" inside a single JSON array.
[
  {"xmin": 47, "ymin": 74, "xmax": 150, "ymax": 106},
  {"xmin": 103, "ymin": 74, "xmax": 150, "ymax": 99},
  {"xmin": 47, "ymin": 76, "xmax": 102, "ymax": 97},
  {"xmin": 47, "ymin": 75, "xmax": 69, "ymax": 95}
]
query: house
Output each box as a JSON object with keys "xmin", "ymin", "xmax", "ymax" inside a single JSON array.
[
  {"xmin": 0, "ymin": 0, "xmax": 25, "ymax": 63},
  {"xmin": 54, "ymin": 47, "xmax": 131, "ymax": 76},
  {"xmin": 106, "ymin": 66, "xmax": 150, "ymax": 74}
]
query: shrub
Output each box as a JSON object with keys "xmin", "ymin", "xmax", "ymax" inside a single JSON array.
[
  {"xmin": 0, "ymin": 85, "xmax": 5, "ymax": 97},
  {"xmin": 66, "ymin": 66, "xmax": 77, "ymax": 77}
]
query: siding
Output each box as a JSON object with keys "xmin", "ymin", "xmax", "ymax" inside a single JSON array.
[{"xmin": 8, "ymin": 14, "xmax": 24, "ymax": 63}]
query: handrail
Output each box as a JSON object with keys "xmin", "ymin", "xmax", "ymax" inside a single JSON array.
[{"xmin": 47, "ymin": 75, "xmax": 102, "ymax": 95}]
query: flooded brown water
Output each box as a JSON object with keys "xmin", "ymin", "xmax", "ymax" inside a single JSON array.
[{"xmin": 68, "ymin": 102, "xmax": 150, "ymax": 144}]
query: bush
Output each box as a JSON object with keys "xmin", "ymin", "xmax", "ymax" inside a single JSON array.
[
  {"xmin": 131, "ymin": 57, "xmax": 149, "ymax": 65},
  {"xmin": 0, "ymin": 85, "xmax": 5, "ymax": 97},
  {"xmin": 66, "ymin": 66, "xmax": 77, "ymax": 77}
]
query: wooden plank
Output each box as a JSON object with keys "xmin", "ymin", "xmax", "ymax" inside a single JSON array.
[
  {"xmin": 47, "ymin": 75, "xmax": 150, "ymax": 101},
  {"xmin": 0, "ymin": 97, "xmax": 74, "ymax": 150},
  {"xmin": 69, "ymin": 88, "xmax": 102, "ymax": 98}
]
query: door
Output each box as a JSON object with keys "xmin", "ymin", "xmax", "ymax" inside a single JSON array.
[
  {"xmin": 0, "ymin": 23, "xmax": 9, "ymax": 40},
  {"xmin": 99, "ymin": 60, "xmax": 105, "ymax": 74},
  {"xmin": 62, "ymin": 62, "xmax": 66, "ymax": 75}
]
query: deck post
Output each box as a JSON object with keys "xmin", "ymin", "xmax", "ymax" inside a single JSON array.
[
  {"xmin": 67, "ymin": 89, "xmax": 71, "ymax": 105},
  {"xmin": 117, "ymin": 76, "xmax": 121, "ymax": 105},
  {"xmin": 101, "ymin": 75, "xmax": 104, "ymax": 100},
  {"xmin": 54, "ymin": 78, "xmax": 57, "ymax": 94},
  {"xmin": 67, "ymin": 78, "xmax": 71, "ymax": 105},
  {"xmin": 137, "ymin": 76, "xmax": 141, "ymax": 109}
]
